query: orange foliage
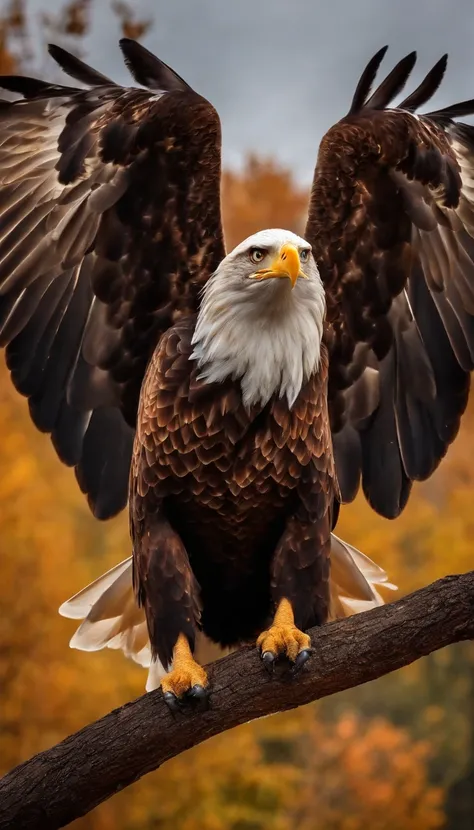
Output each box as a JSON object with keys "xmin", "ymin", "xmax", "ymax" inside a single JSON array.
[
  {"xmin": 222, "ymin": 155, "xmax": 309, "ymax": 249},
  {"xmin": 0, "ymin": 0, "xmax": 22, "ymax": 73},
  {"xmin": 111, "ymin": 2, "xmax": 152, "ymax": 41},
  {"xmin": 0, "ymin": 0, "xmax": 151, "ymax": 70},
  {"xmin": 0, "ymin": 26, "xmax": 16, "ymax": 72},
  {"xmin": 284, "ymin": 712, "xmax": 444, "ymax": 830}
]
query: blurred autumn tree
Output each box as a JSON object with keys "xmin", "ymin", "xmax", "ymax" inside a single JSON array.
[
  {"xmin": 221, "ymin": 156, "xmax": 308, "ymax": 249},
  {"xmin": 0, "ymin": 2, "xmax": 472, "ymax": 829}
]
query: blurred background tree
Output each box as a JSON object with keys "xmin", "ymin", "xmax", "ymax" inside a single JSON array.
[{"xmin": 0, "ymin": 2, "xmax": 472, "ymax": 828}]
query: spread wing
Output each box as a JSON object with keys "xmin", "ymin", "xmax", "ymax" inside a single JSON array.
[
  {"xmin": 0, "ymin": 39, "xmax": 225, "ymax": 519},
  {"xmin": 305, "ymin": 47, "xmax": 474, "ymax": 517}
]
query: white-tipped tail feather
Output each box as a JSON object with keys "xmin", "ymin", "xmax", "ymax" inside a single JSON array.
[
  {"xmin": 59, "ymin": 558, "xmax": 230, "ymax": 691},
  {"xmin": 59, "ymin": 536, "xmax": 397, "ymax": 691},
  {"xmin": 328, "ymin": 534, "xmax": 397, "ymax": 618}
]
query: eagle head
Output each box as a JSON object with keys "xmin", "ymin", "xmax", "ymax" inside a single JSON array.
[{"xmin": 191, "ymin": 229, "xmax": 326, "ymax": 410}]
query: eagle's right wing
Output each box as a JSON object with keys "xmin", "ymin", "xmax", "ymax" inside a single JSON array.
[
  {"xmin": 0, "ymin": 39, "xmax": 225, "ymax": 519},
  {"xmin": 305, "ymin": 48, "xmax": 474, "ymax": 518}
]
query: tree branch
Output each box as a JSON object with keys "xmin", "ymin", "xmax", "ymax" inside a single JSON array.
[{"xmin": 1, "ymin": 572, "xmax": 473, "ymax": 830}]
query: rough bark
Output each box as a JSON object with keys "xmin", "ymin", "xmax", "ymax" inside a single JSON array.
[{"xmin": 0, "ymin": 572, "xmax": 473, "ymax": 830}]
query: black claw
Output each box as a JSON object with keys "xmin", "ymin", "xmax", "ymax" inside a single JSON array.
[
  {"xmin": 163, "ymin": 691, "xmax": 183, "ymax": 713},
  {"xmin": 260, "ymin": 646, "xmax": 314, "ymax": 680},
  {"xmin": 188, "ymin": 684, "xmax": 210, "ymax": 711},
  {"xmin": 261, "ymin": 650, "xmax": 276, "ymax": 674},
  {"xmin": 292, "ymin": 648, "xmax": 314, "ymax": 674},
  {"xmin": 163, "ymin": 685, "xmax": 210, "ymax": 714},
  {"xmin": 189, "ymin": 683, "xmax": 208, "ymax": 699}
]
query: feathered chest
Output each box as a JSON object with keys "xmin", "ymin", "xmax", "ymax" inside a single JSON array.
[{"xmin": 132, "ymin": 320, "xmax": 335, "ymax": 510}]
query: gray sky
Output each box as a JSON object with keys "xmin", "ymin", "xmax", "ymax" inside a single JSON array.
[{"xmin": 22, "ymin": 0, "xmax": 474, "ymax": 183}]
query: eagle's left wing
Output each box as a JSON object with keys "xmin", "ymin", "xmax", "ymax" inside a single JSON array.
[
  {"xmin": 0, "ymin": 40, "xmax": 225, "ymax": 520},
  {"xmin": 305, "ymin": 47, "xmax": 474, "ymax": 518}
]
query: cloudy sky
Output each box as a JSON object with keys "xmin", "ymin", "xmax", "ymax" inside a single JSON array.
[{"xmin": 24, "ymin": 0, "xmax": 474, "ymax": 183}]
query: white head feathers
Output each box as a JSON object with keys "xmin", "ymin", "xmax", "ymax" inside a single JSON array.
[{"xmin": 191, "ymin": 229, "xmax": 326, "ymax": 410}]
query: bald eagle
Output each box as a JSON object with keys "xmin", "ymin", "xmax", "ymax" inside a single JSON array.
[{"xmin": 1, "ymin": 40, "xmax": 473, "ymax": 704}]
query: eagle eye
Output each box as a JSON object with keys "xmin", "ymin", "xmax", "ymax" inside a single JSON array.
[
  {"xmin": 300, "ymin": 248, "xmax": 310, "ymax": 263},
  {"xmin": 249, "ymin": 247, "xmax": 267, "ymax": 264}
]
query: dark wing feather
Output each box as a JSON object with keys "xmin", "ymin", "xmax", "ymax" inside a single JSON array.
[
  {"xmin": 0, "ymin": 75, "xmax": 78, "ymax": 98},
  {"xmin": 47, "ymin": 44, "xmax": 115, "ymax": 87},
  {"xmin": 305, "ymin": 48, "xmax": 474, "ymax": 518},
  {"xmin": 119, "ymin": 38, "xmax": 192, "ymax": 92},
  {"xmin": 398, "ymin": 55, "xmax": 447, "ymax": 111},
  {"xmin": 348, "ymin": 46, "xmax": 388, "ymax": 115},
  {"xmin": 364, "ymin": 51, "xmax": 417, "ymax": 109},
  {"xmin": 0, "ymin": 40, "xmax": 225, "ymax": 519}
]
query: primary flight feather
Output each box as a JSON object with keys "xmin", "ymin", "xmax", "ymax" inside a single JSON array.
[{"xmin": 0, "ymin": 40, "xmax": 472, "ymax": 702}]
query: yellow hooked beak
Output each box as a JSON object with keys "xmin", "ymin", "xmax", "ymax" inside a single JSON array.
[{"xmin": 250, "ymin": 243, "xmax": 307, "ymax": 289}]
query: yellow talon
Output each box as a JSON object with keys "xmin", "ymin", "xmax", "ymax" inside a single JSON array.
[
  {"xmin": 257, "ymin": 598, "xmax": 312, "ymax": 663},
  {"xmin": 257, "ymin": 624, "xmax": 311, "ymax": 663},
  {"xmin": 161, "ymin": 633, "xmax": 208, "ymax": 699}
]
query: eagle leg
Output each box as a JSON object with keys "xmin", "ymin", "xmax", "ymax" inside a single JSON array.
[
  {"xmin": 256, "ymin": 598, "xmax": 313, "ymax": 674},
  {"xmin": 161, "ymin": 633, "xmax": 210, "ymax": 711}
]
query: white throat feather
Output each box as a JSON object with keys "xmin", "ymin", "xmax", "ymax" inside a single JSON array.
[{"xmin": 190, "ymin": 230, "xmax": 326, "ymax": 410}]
